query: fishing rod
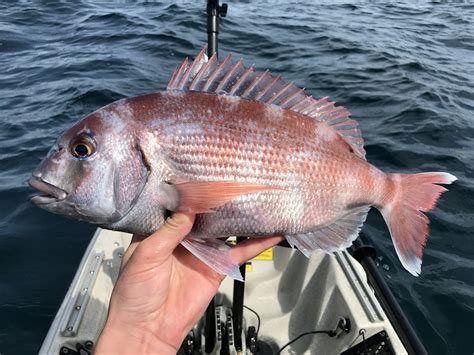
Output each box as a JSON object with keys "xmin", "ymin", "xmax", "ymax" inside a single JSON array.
[
  {"xmin": 203, "ymin": 4, "xmax": 232, "ymax": 354},
  {"xmin": 207, "ymin": 3, "xmax": 252, "ymax": 353},
  {"xmin": 200, "ymin": 1, "xmax": 427, "ymax": 354},
  {"xmin": 207, "ymin": 0, "xmax": 227, "ymax": 57}
]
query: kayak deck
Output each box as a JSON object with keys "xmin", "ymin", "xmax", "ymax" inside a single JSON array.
[{"xmin": 40, "ymin": 228, "xmax": 407, "ymax": 354}]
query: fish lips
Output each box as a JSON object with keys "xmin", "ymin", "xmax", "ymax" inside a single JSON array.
[{"xmin": 29, "ymin": 177, "xmax": 68, "ymax": 205}]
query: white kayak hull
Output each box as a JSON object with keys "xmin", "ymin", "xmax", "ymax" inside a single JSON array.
[{"xmin": 40, "ymin": 228, "xmax": 407, "ymax": 354}]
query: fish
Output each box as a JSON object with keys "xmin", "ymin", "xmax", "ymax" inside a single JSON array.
[{"xmin": 29, "ymin": 47, "xmax": 456, "ymax": 280}]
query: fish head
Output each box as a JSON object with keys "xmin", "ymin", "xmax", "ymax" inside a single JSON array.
[{"xmin": 29, "ymin": 100, "xmax": 150, "ymax": 225}]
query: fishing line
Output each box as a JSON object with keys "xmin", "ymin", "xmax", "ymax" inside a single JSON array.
[
  {"xmin": 361, "ymin": 328, "xmax": 368, "ymax": 355},
  {"xmin": 276, "ymin": 329, "xmax": 336, "ymax": 354},
  {"xmin": 243, "ymin": 305, "xmax": 261, "ymax": 336}
]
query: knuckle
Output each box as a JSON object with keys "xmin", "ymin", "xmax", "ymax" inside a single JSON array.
[{"xmin": 165, "ymin": 216, "xmax": 182, "ymax": 231}]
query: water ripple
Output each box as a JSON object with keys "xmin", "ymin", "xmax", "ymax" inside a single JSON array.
[{"xmin": 0, "ymin": 1, "xmax": 472, "ymax": 354}]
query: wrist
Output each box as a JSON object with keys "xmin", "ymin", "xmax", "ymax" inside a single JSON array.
[{"xmin": 95, "ymin": 321, "xmax": 178, "ymax": 354}]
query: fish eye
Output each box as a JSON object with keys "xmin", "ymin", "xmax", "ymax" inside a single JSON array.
[{"xmin": 70, "ymin": 134, "xmax": 96, "ymax": 159}]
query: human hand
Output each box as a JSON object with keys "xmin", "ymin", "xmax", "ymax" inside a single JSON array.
[{"xmin": 95, "ymin": 212, "xmax": 283, "ymax": 354}]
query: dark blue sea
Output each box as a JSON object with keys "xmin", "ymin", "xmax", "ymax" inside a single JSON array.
[{"xmin": 0, "ymin": 1, "xmax": 472, "ymax": 354}]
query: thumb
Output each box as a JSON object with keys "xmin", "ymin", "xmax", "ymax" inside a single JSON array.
[{"xmin": 134, "ymin": 212, "xmax": 196, "ymax": 262}]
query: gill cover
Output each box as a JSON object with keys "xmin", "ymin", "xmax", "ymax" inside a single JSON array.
[
  {"xmin": 65, "ymin": 102, "xmax": 151, "ymax": 224},
  {"xmin": 107, "ymin": 143, "xmax": 150, "ymax": 223},
  {"xmin": 31, "ymin": 99, "xmax": 150, "ymax": 226}
]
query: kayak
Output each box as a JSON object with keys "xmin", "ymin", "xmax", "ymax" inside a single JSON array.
[{"xmin": 39, "ymin": 228, "xmax": 414, "ymax": 354}]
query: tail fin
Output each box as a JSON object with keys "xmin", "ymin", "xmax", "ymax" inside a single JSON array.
[{"xmin": 380, "ymin": 172, "xmax": 457, "ymax": 276}]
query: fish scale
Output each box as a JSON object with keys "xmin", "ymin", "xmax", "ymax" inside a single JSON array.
[
  {"xmin": 30, "ymin": 48, "xmax": 456, "ymax": 280},
  {"xmin": 156, "ymin": 107, "xmax": 364, "ymax": 238}
]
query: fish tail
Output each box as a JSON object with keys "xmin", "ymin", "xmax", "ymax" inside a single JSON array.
[{"xmin": 379, "ymin": 172, "xmax": 456, "ymax": 276}]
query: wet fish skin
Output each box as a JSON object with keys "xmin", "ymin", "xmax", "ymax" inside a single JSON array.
[
  {"xmin": 30, "ymin": 50, "xmax": 456, "ymax": 280},
  {"xmin": 94, "ymin": 92, "xmax": 366, "ymax": 236}
]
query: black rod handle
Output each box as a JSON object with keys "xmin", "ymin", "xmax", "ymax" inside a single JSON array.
[
  {"xmin": 204, "ymin": 298, "xmax": 216, "ymax": 353},
  {"xmin": 232, "ymin": 239, "xmax": 247, "ymax": 352},
  {"xmin": 207, "ymin": 0, "xmax": 227, "ymax": 58}
]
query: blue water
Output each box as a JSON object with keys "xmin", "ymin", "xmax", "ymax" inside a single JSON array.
[{"xmin": 0, "ymin": 2, "xmax": 473, "ymax": 354}]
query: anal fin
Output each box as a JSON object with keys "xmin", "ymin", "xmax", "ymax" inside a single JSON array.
[
  {"xmin": 180, "ymin": 237, "xmax": 243, "ymax": 281},
  {"xmin": 286, "ymin": 206, "xmax": 370, "ymax": 257}
]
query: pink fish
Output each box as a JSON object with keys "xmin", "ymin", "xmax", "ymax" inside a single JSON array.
[{"xmin": 29, "ymin": 48, "xmax": 456, "ymax": 280}]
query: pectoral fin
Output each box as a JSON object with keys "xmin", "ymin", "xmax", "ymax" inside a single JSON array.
[
  {"xmin": 181, "ymin": 237, "xmax": 243, "ymax": 281},
  {"xmin": 173, "ymin": 180, "xmax": 281, "ymax": 213}
]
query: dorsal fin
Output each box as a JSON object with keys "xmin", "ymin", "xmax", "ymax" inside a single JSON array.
[{"xmin": 167, "ymin": 47, "xmax": 366, "ymax": 159}]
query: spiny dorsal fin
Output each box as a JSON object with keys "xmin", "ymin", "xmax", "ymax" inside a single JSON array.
[{"xmin": 167, "ymin": 46, "xmax": 366, "ymax": 159}]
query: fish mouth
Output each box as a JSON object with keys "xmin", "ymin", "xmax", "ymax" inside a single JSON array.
[{"xmin": 29, "ymin": 177, "xmax": 68, "ymax": 205}]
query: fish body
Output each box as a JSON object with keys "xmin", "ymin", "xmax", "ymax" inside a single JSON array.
[
  {"xmin": 30, "ymin": 48, "xmax": 456, "ymax": 279},
  {"xmin": 106, "ymin": 91, "xmax": 377, "ymax": 236}
]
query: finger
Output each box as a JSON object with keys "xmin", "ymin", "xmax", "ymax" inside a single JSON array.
[
  {"xmin": 120, "ymin": 234, "xmax": 146, "ymax": 270},
  {"xmin": 134, "ymin": 212, "xmax": 196, "ymax": 262},
  {"xmin": 229, "ymin": 235, "xmax": 284, "ymax": 265}
]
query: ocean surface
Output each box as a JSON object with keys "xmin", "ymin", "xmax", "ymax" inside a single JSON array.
[{"xmin": 0, "ymin": 1, "xmax": 473, "ymax": 354}]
